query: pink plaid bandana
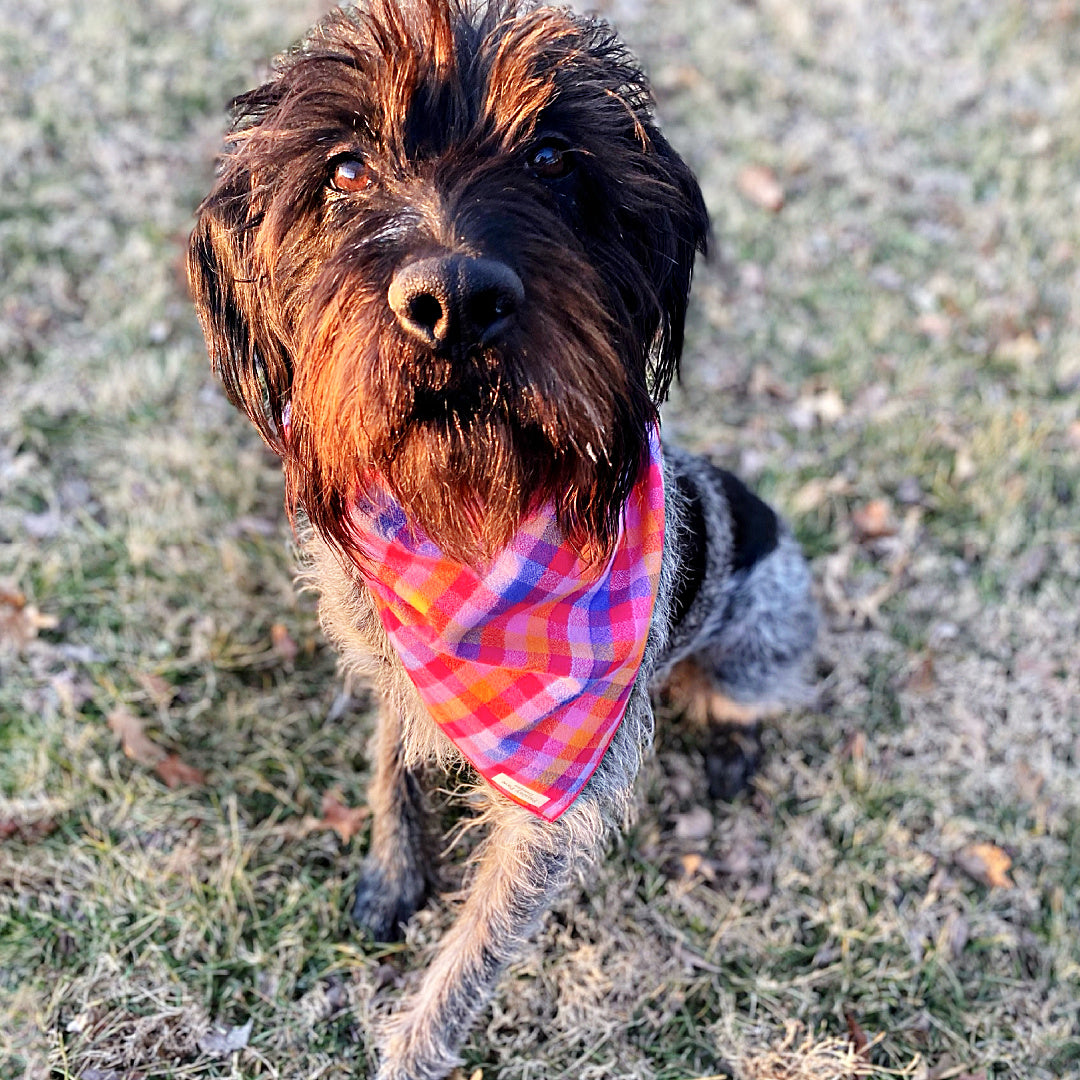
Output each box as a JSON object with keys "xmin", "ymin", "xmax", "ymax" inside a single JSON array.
[{"xmin": 349, "ymin": 427, "xmax": 665, "ymax": 821}]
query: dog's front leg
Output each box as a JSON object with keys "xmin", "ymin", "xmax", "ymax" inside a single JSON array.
[
  {"xmin": 352, "ymin": 694, "xmax": 431, "ymax": 941},
  {"xmin": 375, "ymin": 800, "xmax": 584, "ymax": 1080}
]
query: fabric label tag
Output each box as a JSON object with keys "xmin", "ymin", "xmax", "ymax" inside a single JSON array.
[{"xmin": 491, "ymin": 772, "xmax": 550, "ymax": 808}]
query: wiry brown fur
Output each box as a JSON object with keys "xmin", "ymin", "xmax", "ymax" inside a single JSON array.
[
  {"xmin": 190, "ymin": 0, "xmax": 706, "ymax": 564},
  {"xmin": 190, "ymin": 2, "xmax": 817, "ymax": 1078}
]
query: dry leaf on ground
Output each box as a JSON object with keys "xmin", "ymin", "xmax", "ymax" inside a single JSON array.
[
  {"xmin": 0, "ymin": 797, "xmax": 69, "ymax": 844},
  {"xmin": 136, "ymin": 671, "xmax": 175, "ymax": 707},
  {"xmin": 904, "ymin": 654, "xmax": 937, "ymax": 693},
  {"xmin": 955, "ymin": 843, "xmax": 1013, "ymax": 889},
  {"xmin": 673, "ymin": 805, "xmax": 714, "ymax": 842},
  {"xmin": 792, "ymin": 475, "xmax": 853, "ymax": 514},
  {"xmin": 0, "ymin": 586, "xmax": 58, "ymax": 650},
  {"xmin": 0, "ymin": 817, "xmax": 59, "ymax": 843},
  {"xmin": 994, "ymin": 333, "xmax": 1040, "ymax": 366},
  {"xmin": 271, "ymin": 622, "xmax": 299, "ymax": 662},
  {"xmin": 107, "ymin": 708, "xmax": 205, "ymax": 787},
  {"xmin": 844, "ymin": 1009, "xmax": 869, "ymax": 1054},
  {"xmin": 197, "ymin": 1019, "xmax": 253, "ymax": 1056},
  {"xmin": 787, "ymin": 387, "xmax": 846, "ymax": 431},
  {"xmin": 737, "ymin": 163, "xmax": 785, "ymax": 211},
  {"xmin": 108, "ymin": 708, "xmax": 166, "ymax": 767},
  {"xmin": 822, "ymin": 545, "xmax": 910, "ymax": 628},
  {"xmin": 155, "ymin": 753, "xmax": 207, "ymax": 789},
  {"xmin": 301, "ymin": 790, "xmax": 369, "ymax": 843},
  {"xmin": 675, "ymin": 852, "xmax": 718, "ymax": 883},
  {"xmin": 852, "ymin": 498, "xmax": 898, "ymax": 541}
]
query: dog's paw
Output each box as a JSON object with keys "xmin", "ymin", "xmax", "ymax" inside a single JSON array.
[
  {"xmin": 374, "ymin": 1016, "xmax": 460, "ymax": 1080},
  {"xmin": 704, "ymin": 723, "xmax": 762, "ymax": 801},
  {"xmin": 660, "ymin": 658, "xmax": 768, "ymax": 800},
  {"xmin": 351, "ymin": 857, "xmax": 427, "ymax": 942}
]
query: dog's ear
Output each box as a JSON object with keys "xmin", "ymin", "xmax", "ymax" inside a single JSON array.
[
  {"xmin": 188, "ymin": 140, "xmax": 292, "ymax": 452},
  {"xmin": 636, "ymin": 125, "xmax": 710, "ymax": 405}
]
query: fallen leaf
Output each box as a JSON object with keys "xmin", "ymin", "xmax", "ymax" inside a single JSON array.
[
  {"xmin": 271, "ymin": 622, "xmax": 299, "ymax": 663},
  {"xmin": 737, "ymin": 163, "xmax": 785, "ymax": 211},
  {"xmin": 0, "ymin": 586, "xmax": 58, "ymax": 650},
  {"xmin": 851, "ymin": 499, "xmax": 898, "ymax": 541},
  {"xmin": 843, "ymin": 730, "xmax": 867, "ymax": 761},
  {"xmin": 822, "ymin": 544, "xmax": 910, "ymax": 628},
  {"xmin": 652, "ymin": 64, "xmax": 704, "ymax": 95},
  {"xmin": 994, "ymin": 333, "xmax": 1041, "ymax": 366},
  {"xmin": 792, "ymin": 478, "xmax": 829, "ymax": 514},
  {"xmin": 108, "ymin": 708, "xmax": 166, "ymax": 767},
  {"xmin": 680, "ymin": 852, "xmax": 704, "ymax": 877},
  {"xmin": 136, "ymin": 671, "xmax": 175, "ymax": 707},
  {"xmin": 0, "ymin": 586, "xmax": 26, "ymax": 610},
  {"xmin": 748, "ymin": 364, "xmax": 792, "ymax": 400},
  {"xmin": 844, "ymin": 1009, "xmax": 869, "ymax": 1054},
  {"xmin": 792, "ymin": 475, "xmax": 853, "ymax": 514},
  {"xmin": 0, "ymin": 817, "xmax": 59, "ymax": 843},
  {"xmin": 787, "ymin": 387, "xmax": 846, "ymax": 431},
  {"xmin": 904, "ymin": 654, "xmax": 936, "ymax": 693},
  {"xmin": 673, "ymin": 805, "xmax": 714, "ymax": 842},
  {"xmin": 155, "ymin": 753, "xmax": 207, "ymax": 789},
  {"xmin": 303, "ymin": 790, "xmax": 369, "ymax": 843},
  {"xmin": 675, "ymin": 852, "xmax": 719, "ymax": 883},
  {"xmin": 198, "ymin": 1019, "xmax": 253, "ymax": 1056},
  {"xmin": 956, "ymin": 842, "xmax": 1013, "ymax": 889}
]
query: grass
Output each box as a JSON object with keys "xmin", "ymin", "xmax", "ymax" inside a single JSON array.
[{"xmin": 2, "ymin": 0, "xmax": 1079, "ymax": 1078}]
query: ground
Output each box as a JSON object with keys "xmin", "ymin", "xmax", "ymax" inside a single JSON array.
[{"xmin": 1, "ymin": 1, "xmax": 1078, "ymax": 1078}]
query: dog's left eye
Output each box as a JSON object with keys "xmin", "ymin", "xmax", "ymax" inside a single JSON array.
[
  {"xmin": 329, "ymin": 156, "xmax": 373, "ymax": 193},
  {"xmin": 527, "ymin": 140, "xmax": 574, "ymax": 180}
]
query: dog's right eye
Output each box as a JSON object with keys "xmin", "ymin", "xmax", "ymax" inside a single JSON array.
[
  {"xmin": 526, "ymin": 140, "xmax": 574, "ymax": 181},
  {"xmin": 328, "ymin": 156, "xmax": 372, "ymax": 193}
]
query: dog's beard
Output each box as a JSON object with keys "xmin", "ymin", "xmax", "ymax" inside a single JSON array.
[{"xmin": 286, "ymin": 257, "xmax": 648, "ymax": 567}]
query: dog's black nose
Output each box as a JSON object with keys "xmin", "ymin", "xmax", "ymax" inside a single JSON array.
[{"xmin": 388, "ymin": 255, "xmax": 523, "ymax": 349}]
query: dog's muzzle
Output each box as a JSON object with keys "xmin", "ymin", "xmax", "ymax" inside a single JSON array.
[{"xmin": 388, "ymin": 254, "xmax": 524, "ymax": 351}]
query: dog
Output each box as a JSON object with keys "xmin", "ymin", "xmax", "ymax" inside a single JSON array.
[{"xmin": 189, "ymin": 2, "xmax": 817, "ymax": 1076}]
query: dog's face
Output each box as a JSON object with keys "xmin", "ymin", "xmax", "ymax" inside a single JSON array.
[{"xmin": 190, "ymin": 0, "xmax": 707, "ymax": 564}]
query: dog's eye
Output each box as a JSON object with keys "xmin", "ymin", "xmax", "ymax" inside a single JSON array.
[
  {"xmin": 527, "ymin": 140, "xmax": 574, "ymax": 180},
  {"xmin": 329, "ymin": 156, "xmax": 372, "ymax": 193}
]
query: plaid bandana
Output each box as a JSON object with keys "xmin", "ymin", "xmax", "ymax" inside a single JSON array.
[{"xmin": 349, "ymin": 427, "xmax": 665, "ymax": 821}]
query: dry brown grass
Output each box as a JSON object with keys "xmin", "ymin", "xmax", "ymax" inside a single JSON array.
[{"xmin": 2, "ymin": 0, "xmax": 1078, "ymax": 1078}]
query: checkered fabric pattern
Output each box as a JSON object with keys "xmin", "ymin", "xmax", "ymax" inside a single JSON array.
[{"xmin": 349, "ymin": 427, "xmax": 666, "ymax": 820}]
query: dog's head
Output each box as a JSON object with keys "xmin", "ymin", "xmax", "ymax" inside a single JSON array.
[{"xmin": 190, "ymin": 0, "xmax": 708, "ymax": 564}]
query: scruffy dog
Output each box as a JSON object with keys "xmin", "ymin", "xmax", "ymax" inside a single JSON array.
[{"xmin": 189, "ymin": 1, "xmax": 816, "ymax": 1076}]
